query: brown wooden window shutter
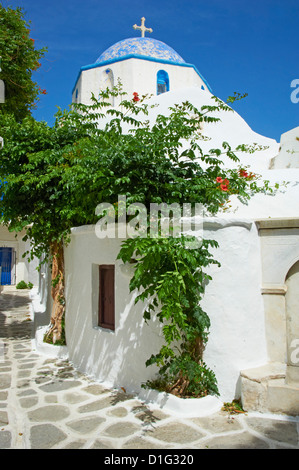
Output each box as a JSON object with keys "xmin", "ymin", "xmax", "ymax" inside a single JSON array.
[{"xmin": 98, "ymin": 265, "xmax": 115, "ymax": 330}]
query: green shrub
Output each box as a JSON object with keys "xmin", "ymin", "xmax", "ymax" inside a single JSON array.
[
  {"xmin": 16, "ymin": 280, "xmax": 29, "ymax": 289},
  {"xmin": 16, "ymin": 281, "xmax": 33, "ymax": 289}
]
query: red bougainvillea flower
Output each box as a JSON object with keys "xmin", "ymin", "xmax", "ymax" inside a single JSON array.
[
  {"xmin": 223, "ymin": 178, "xmax": 229, "ymax": 185},
  {"xmin": 132, "ymin": 92, "xmax": 140, "ymax": 102},
  {"xmin": 239, "ymin": 169, "xmax": 249, "ymax": 178},
  {"xmin": 216, "ymin": 176, "xmax": 223, "ymax": 183},
  {"xmin": 220, "ymin": 184, "xmax": 229, "ymax": 191}
]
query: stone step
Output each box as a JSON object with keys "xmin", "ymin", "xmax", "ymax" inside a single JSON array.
[
  {"xmin": 267, "ymin": 381, "xmax": 299, "ymax": 416},
  {"xmin": 241, "ymin": 362, "xmax": 286, "ymax": 383},
  {"xmin": 240, "ymin": 363, "xmax": 299, "ymax": 416}
]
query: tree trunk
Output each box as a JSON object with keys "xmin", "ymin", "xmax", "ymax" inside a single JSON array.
[
  {"xmin": 44, "ymin": 240, "xmax": 66, "ymax": 344},
  {"xmin": 194, "ymin": 336, "xmax": 205, "ymax": 361}
]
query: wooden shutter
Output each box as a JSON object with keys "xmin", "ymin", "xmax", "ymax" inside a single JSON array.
[{"xmin": 98, "ymin": 265, "xmax": 115, "ymax": 330}]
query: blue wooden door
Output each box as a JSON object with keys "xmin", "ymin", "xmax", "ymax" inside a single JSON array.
[{"xmin": 0, "ymin": 248, "xmax": 13, "ymax": 285}]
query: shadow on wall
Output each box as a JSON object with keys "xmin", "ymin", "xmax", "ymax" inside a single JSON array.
[{"xmin": 33, "ymin": 260, "xmax": 53, "ymax": 332}]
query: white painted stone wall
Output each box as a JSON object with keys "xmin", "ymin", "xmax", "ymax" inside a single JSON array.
[
  {"xmin": 146, "ymin": 88, "xmax": 279, "ymax": 172},
  {"xmin": 64, "ymin": 204, "xmax": 299, "ymax": 402},
  {"xmin": 63, "ymin": 219, "xmax": 266, "ymax": 401},
  {"xmin": 200, "ymin": 219, "xmax": 268, "ymax": 400},
  {"xmin": 271, "ymin": 126, "xmax": 299, "ymax": 169},
  {"xmin": 64, "ymin": 225, "xmax": 165, "ymax": 394}
]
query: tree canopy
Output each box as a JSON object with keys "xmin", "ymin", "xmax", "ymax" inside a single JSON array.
[{"xmin": 0, "ymin": 5, "xmax": 47, "ymax": 121}]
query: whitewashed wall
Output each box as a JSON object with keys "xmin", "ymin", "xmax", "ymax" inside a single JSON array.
[
  {"xmin": 201, "ymin": 219, "xmax": 268, "ymax": 400},
  {"xmin": 72, "ymin": 58, "xmax": 208, "ymax": 106},
  {"xmin": 64, "ymin": 225, "xmax": 165, "ymax": 394}
]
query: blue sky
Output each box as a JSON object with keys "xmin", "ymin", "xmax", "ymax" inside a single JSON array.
[{"xmin": 3, "ymin": 0, "xmax": 299, "ymax": 142}]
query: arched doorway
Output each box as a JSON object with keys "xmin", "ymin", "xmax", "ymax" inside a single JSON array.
[{"xmin": 285, "ymin": 260, "xmax": 299, "ymax": 385}]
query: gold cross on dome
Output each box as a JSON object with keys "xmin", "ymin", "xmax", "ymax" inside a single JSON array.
[{"xmin": 133, "ymin": 17, "xmax": 153, "ymax": 38}]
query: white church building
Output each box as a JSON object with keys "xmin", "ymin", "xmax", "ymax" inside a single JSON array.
[{"xmin": 35, "ymin": 18, "xmax": 299, "ymax": 416}]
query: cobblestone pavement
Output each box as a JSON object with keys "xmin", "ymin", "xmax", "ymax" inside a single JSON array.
[{"xmin": 0, "ymin": 286, "xmax": 299, "ymax": 450}]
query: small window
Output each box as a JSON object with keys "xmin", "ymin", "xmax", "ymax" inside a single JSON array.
[
  {"xmin": 98, "ymin": 265, "xmax": 115, "ymax": 330},
  {"xmin": 157, "ymin": 70, "xmax": 169, "ymax": 95},
  {"xmin": 99, "ymin": 68, "xmax": 114, "ymax": 105}
]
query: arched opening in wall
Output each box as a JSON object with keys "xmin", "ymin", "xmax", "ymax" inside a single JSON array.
[
  {"xmin": 100, "ymin": 69, "xmax": 114, "ymax": 106},
  {"xmin": 157, "ymin": 70, "xmax": 169, "ymax": 95},
  {"xmin": 285, "ymin": 260, "xmax": 299, "ymax": 385}
]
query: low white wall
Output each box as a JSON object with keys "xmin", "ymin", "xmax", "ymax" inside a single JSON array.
[
  {"xmin": 201, "ymin": 218, "xmax": 268, "ymax": 401},
  {"xmin": 64, "ymin": 219, "xmax": 268, "ymax": 401}
]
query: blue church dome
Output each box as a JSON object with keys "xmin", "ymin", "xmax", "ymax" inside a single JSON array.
[{"xmin": 96, "ymin": 37, "xmax": 185, "ymax": 65}]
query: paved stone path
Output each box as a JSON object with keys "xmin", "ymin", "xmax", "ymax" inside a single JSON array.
[{"xmin": 0, "ymin": 286, "xmax": 299, "ymax": 449}]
